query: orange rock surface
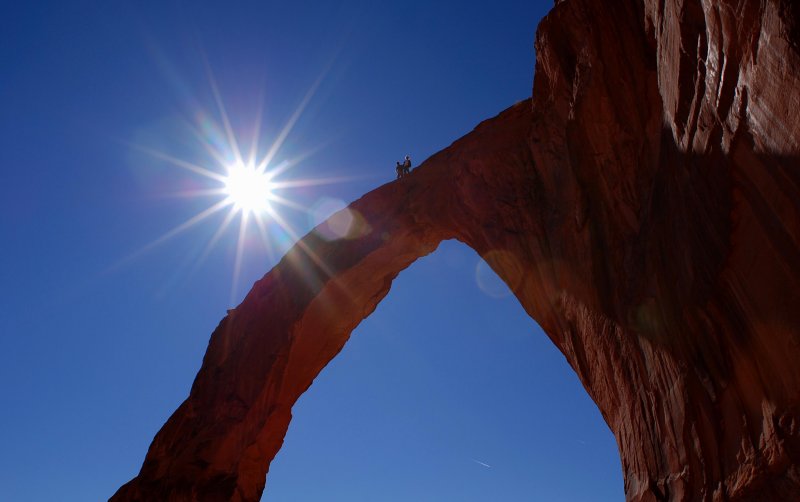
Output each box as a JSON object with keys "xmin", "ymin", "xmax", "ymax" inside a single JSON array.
[{"xmin": 112, "ymin": 1, "xmax": 800, "ymax": 500}]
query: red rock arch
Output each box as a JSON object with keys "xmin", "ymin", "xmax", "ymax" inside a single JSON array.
[
  {"xmin": 113, "ymin": 1, "xmax": 800, "ymax": 500},
  {"xmin": 111, "ymin": 100, "xmax": 535, "ymax": 502}
]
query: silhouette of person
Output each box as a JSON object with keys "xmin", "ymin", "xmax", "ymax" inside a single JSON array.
[
  {"xmin": 396, "ymin": 161, "xmax": 403, "ymax": 179},
  {"xmin": 402, "ymin": 155, "xmax": 411, "ymax": 176}
]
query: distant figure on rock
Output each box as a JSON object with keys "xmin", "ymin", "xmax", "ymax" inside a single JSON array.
[
  {"xmin": 395, "ymin": 155, "xmax": 412, "ymax": 179},
  {"xmin": 402, "ymin": 155, "xmax": 411, "ymax": 176}
]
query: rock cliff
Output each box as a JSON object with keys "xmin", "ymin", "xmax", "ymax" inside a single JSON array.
[{"xmin": 112, "ymin": 0, "xmax": 800, "ymax": 500}]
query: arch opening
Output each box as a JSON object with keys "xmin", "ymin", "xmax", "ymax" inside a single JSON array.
[{"xmin": 263, "ymin": 240, "xmax": 623, "ymax": 501}]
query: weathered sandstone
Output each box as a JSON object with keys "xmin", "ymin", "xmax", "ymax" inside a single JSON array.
[{"xmin": 113, "ymin": 1, "xmax": 800, "ymax": 500}]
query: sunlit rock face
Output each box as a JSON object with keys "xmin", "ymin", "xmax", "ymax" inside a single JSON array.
[{"xmin": 112, "ymin": 1, "xmax": 800, "ymax": 501}]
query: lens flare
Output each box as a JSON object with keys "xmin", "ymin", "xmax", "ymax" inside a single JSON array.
[{"xmin": 119, "ymin": 58, "xmax": 367, "ymax": 306}]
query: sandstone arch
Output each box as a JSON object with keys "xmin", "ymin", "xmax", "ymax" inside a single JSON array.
[
  {"xmin": 112, "ymin": 100, "xmax": 536, "ymax": 502},
  {"xmin": 113, "ymin": 1, "xmax": 800, "ymax": 500}
]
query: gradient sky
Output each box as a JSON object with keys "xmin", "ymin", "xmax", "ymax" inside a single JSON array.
[{"xmin": 1, "ymin": 1, "xmax": 623, "ymax": 500}]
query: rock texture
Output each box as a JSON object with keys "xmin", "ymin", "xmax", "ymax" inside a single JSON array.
[{"xmin": 112, "ymin": 0, "xmax": 800, "ymax": 500}]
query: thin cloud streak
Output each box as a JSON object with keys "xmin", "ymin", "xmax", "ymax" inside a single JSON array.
[{"xmin": 470, "ymin": 458, "xmax": 492, "ymax": 469}]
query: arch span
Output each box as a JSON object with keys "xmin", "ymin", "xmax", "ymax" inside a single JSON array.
[
  {"xmin": 113, "ymin": 0, "xmax": 800, "ymax": 499},
  {"xmin": 112, "ymin": 101, "xmax": 538, "ymax": 502}
]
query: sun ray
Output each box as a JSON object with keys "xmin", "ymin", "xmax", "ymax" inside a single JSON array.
[
  {"xmin": 266, "ymin": 205, "xmax": 301, "ymax": 244},
  {"xmin": 263, "ymin": 159, "xmax": 292, "ymax": 179},
  {"xmin": 271, "ymin": 175, "xmax": 367, "ymax": 189},
  {"xmin": 247, "ymin": 87, "xmax": 266, "ymax": 167},
  {"xmin": 203, "ymin": 58, "xmax": 244, "ymax": 167},
  {"xmin": 267, "ymin": 206, "xmax": 337, "ymax": 281},
  {"xmin": 261, "ymin": 139, "xmax": 331, "ymax": 178},
  {"xmin": 164, "ymin": 188, "xmax": 228, "ymax": 199},
  {"xmin": 185, "ymin": 118, "xmax": 235, "ymax": 169},
  {"xmin": 267, "ymin": 200, "xmax": 361, "ymax": 310},
  {"xmin": 230, "ymin": 211, "xmax": 250, "ymax": 304},
  {"xmin": 108, "ymin": 199, "xmax": 232, "ymax": 272},
  {"xmin": 252, "ymin": 212, "xmax": 278, "ymax": 264},
  {"xmin": 131, "ymin": 143, "xmax": 227, "ymax": 182},
  {"xmin": 189, "ymin": 205, "xmax": 240, "ymax": 275},
  {"xmin": 267, "ymin": 193, "xmax": 309, "ymax": 212},
  {"xmin": 152, "ymin": 233, "xmax": 215, "ymax": 300},
  {"xmin": 256, "ymin": 64, "xmax": 331, "ymax": 174},
  {"xmin": 141, "ymin": 199, "xmax": 231, "ymax": 249}
]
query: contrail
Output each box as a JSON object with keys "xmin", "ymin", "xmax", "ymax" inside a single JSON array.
[{"xmin": 471, "ymin": 458, "xmax": 492, "ymax": 468}]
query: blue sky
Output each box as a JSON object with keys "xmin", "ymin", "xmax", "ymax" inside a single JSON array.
[{"xmin": 0, "ymin": 1, "xmax": 623, "ymax": 500}]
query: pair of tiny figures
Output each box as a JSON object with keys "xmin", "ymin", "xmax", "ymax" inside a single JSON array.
[{"xmin": 395, "ymin": 155, "xmax": 412, "ymax": 179}]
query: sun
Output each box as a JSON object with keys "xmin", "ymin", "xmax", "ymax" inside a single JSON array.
[
  {"xmin": 223, "ymin": 161, "xmax": 273, "ymax": 215},
  {"xmin": 123, "ymin": 62, "xmax": 360, "ymax": 305}
]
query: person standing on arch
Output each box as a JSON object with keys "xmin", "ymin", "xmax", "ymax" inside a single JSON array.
[{"xmin": 402, "ymin": 155, "xmax": 411, "ymax": 176}]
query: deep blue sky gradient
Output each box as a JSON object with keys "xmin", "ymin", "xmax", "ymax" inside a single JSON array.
[{"xmin": 0, "ymin": 1, "xmax": 623, "ymax": 500}]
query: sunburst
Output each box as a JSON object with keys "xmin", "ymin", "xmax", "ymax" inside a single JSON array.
[{"xmin": 120, "ymin": 65, "xmax": 359, "ymax": 304}]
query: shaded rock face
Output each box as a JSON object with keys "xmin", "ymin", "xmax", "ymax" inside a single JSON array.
[{"xmin": 112, "ymin": 1, "xmax": 800, "ymax": 501}]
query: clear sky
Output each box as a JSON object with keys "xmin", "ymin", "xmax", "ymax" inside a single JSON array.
[{"xmin": 0, "ymin": 1, "xmax": 623, "ymax": 501}]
